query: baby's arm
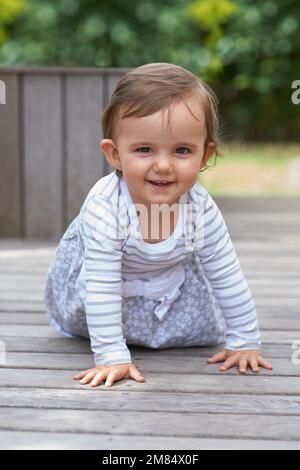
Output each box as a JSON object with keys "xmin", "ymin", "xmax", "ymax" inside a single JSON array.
[
  {"xmin": 73, "ymin": 193, "xmax": 144, "ymax": 386},
  {"xmin": 197, "ymin": 191, "xmax": 272, "ymax": 372}
]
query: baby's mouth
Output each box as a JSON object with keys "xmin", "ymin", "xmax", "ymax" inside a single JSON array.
[{"xmin": 146, "ymin": 180, "xmax": 175, "ymax": 187}]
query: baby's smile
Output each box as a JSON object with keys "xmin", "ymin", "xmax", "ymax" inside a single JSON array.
[{"xmin": 145, "ymin": 178, "xmax": 176, "ymax": 190}]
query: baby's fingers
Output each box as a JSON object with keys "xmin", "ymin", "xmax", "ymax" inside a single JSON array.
[
  {"xmin": 238, "ymin": 356, "xmax": 249, "ymax": 374},
  {"xmin": 90, "ymin": 370, "xmax": 107, "ymax": 387},
  {"xmin": 73, "ymin": 369, "xmax": 93, "ymax": 380},
  {"xmin": 105, "ymin": 370, "xmax": 119, "ymax": 387},
  {"xmin": 80, "ymin": 370, "xmax": 97, "ymax": 384},
  {"xmin": 249, "ymin": 357, "xmax": 260, "ymax": 373},
  {"xmin": 207, "ymin": 351, "xmax": 226, "ymax": 364},
  {"xmin": 220, "ymin": 355, "xmax": 238, "ymax": 372},
  {"xmin": 129, "ymin": 365, "xmax": 145, "ymax": 383},
  {"xmin": 258, "ymin": 357, "xmax": 273, "ymax": 370}
]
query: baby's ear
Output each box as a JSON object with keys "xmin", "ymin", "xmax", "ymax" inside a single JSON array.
[
  {"xmin": 100, "ymin": 139, "xmax": 115, "ymax": 155},
  {"xmin": 100, "ymin": 139, "xmax": 122, "ymax": 172},
  {"xmin": 201, "ymin": 142, "xmax": 216, "ymax": 169}
]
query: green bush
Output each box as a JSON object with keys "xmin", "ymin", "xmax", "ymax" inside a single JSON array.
[{"xmin": 0, "ymin": 0, "xmax": 299, "ymax": 141}]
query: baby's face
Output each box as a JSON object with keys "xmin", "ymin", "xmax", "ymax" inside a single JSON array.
[{"xmin": 101, "ymin": 94, "xmax": 214, "ymax": 208}]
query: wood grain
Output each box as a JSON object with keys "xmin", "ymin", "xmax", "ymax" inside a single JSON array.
[{"xmin": 0, "ymin": 199, "xmax": 299, "ymax": 449}]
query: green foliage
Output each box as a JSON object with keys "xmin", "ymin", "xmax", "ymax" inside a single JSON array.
[
  {"xmin": 0, "ymin": 0, "xmax": 198, "ymax": 67},
  {"xmin": 187, "ymin": 0, "xmax": 237, "ymax": 30},
  {"xmin": 0, "ymin": 0, "xmax": 25, "ymax": 45},
  {"xmin": 186, "ymin": 0, "xmax": 237, "ymax": 77},
  {"xmin": 0, "ymin": 0, "xmax": 299, "ymax": 141},
  {"xmin": 212, "ymin": 0, "xmax": 300, "ymax": 141}
]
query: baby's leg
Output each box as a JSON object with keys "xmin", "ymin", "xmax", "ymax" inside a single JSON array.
[{"xmin": 44, "ymin": 228, "xmax": 89, "ymax": 340}]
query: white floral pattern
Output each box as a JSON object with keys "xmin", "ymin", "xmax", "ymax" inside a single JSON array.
[{"xmin": 43, "ymin": 223, "xmax": 227, "ymax": 350}]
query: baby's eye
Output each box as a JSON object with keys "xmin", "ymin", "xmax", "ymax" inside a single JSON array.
[
  {"xmin": 176, "ymin": 147, "xmax": 191, "ymax": 154},
  {"xmin": 135, "ymin": 147, "xmax": 191, "ymax": 154},
  {"xmin": 135, "ymin": 147, "xmax": 151, "ymax": 153}
]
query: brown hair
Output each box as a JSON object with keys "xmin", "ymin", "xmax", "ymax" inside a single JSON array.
[{"xmin": 101, "ymin": 62, "xmax": 221, "ymax": 177}]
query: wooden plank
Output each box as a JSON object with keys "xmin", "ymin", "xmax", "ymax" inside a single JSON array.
[
  {"xmin": 0, "ymin": 292, "xmax": 46, "ymax": 301},
  {"xmin": 226, "ymin": 233, "xmax": 299, "ymax": 242},
  {"xmin": 0, "ymin": 74, "xmax": 21, "ymax": 237},
  {"xmin": 257, "ymin": 308, "xmax": 300, "ymax": 318},
  {"xmin": 0, "ymin": 67, "xmax": 132, "ymax": 75},
  {"xmin": 0, "ymin": 302, "xmax": 46, "ymax": 313},
  {"xmin": 252, "ymin": 298, "xmax": 300, "ymax": 307},
  {"xmin": 0, "ymin": 407, "xmax": 300, "ymax": 440},
  {"xmin": 0, "ymin": 323, "xmax": 299, "ymax": 344},
  {"xmin": 262, "ymin": 330, "xmax": 300, "ymax": 344},
  {"xmin": 240, "ymin": 261, "xmax": 300, "ymax": 269},
  {"xmin": 65, "ymin": 74, "xmax": 106, "ymax": 224},
  {"xmin": 0, "ymin": 271, "xmax": 48, "ymax": 277},
  {"xmin": 0, "ymin": 313, "xmax": 48, "ymax": 324},
  {"xmin": 1, "ymin": 312, "xmax": 300, "ymax": 331},
  {"xmin": 242, "ymin": 255, "xmax": 300, "ymax": 263},
  {"xmin": 0, "ymin": 368, "xmax": 299, "ymax": 395},
  {"xmin": 23, "ymin": 74, "xmax": 63, "ymax": 238},
  {"xmin": 245, "ymin": 272, "xmax": 300, "ymax": 279},
  {"xmin": 226, "ymin": 222, "xmax": 300, "ymax": 231},
  {"xmin": 258, "ymin": 318, "xmax": 300, "ymax": 330},
  {"xmin": 0, "ymin": 225, "xmax": 299, "ymax": 448},
  {"xmin": 229, "ymin": 244, "xmax": 300, "ymax": 253},
  {"xmin": 0, "ymin": 430, "xmax": 296, "ymax": 450},
  {"xmin": 0, "ymin": 337, "xmax": 293, "ymax": 358},
  {"xmin": 224, "ymin": 212, "xmax": 300, "ymax": 221},
  {"xmin": 0, "ymin": 353, "xmax": 293, "ymax": 376},
  {"xmin": 1, "ymin": 336, "xmax": 91, "ymax": 354},
  {"xmin": 0, "ymin": 261, "xmax": 52, "ymax": 269},
  {"xmin": 0, "ymin": 388, "xmax": 300, "ymax": 416},
  {"xmin": 0, "ymin": 239, "xmax": 56, "ymax": 249},
  {"xmin": 0, "ymin": 244, "xmax": 55, "ymax": 255},
  {"xmin": 0, "ymin": 284, "xmax": 45, "ymax": 292},
  {"xmin": 214, "ymin": 196, "xmax": 300, "ymax": 212},
  {"xmin": 0, "ymin": 325, "xmax": 62, "ymax": 337}
]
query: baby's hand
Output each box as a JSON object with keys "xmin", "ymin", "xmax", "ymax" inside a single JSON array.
[
  {"xmin": 73, "ymin": 362, "xmax": 145, "ymax": 387},
  {"xmin": 207, "ymin": 349, "xmax": 273, "ymax": 374}
]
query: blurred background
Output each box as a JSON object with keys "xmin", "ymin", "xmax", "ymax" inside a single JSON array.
[{"xmin": 0, "ymin": 0, "xmax": 300, "ymax": 238}]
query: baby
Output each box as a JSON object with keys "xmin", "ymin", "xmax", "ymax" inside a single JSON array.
[{"xmin": 44, "ymin": 62, "xmax": 273, "ymax": 388}]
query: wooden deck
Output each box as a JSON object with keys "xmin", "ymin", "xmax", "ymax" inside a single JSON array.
[{"xmin": 0, "ymin": 198, "xmax": 300, "ymax": 450}]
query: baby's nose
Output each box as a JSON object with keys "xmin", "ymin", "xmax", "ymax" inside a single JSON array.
[{"xmin": 153, "ymin": 153, "xmax": 174, "ymax": 171}]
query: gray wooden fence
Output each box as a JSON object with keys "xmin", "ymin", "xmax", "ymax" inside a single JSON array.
[
  {"xmin": 0, "ymin": 67, "xmax": 131, "ymax": 239},
  {"xmin": 2, "ymin": 67, "xmax": 300, "ymax": 241}
]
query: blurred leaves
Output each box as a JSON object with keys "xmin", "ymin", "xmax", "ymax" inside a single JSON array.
[
  {"xmin": 0, "ymin": 0, "xmax": 25, "ymax": 22},
  {"xmin": 0, "ymin": 0, "xmax": 299, "ymax": 141},
  {"xmin": 187, "ymin": 0, "xmax": 237, "ymax": 30},
  {"xmin": 0, "ymin": 0, "xmax": 25, "ymax": 46}
]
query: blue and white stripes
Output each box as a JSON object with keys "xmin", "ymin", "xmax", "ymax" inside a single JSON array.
[
  {"xmin": 198, "ymin": 191, "xmax": 261, "ymax": 350},
  {"xmin": 79, "ymin": 171, "xmax": 261, "ymax": 365}
]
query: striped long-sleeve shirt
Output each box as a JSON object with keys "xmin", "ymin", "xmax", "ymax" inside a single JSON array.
[{"xmin": 78, "ymin": 170, "xmax": 261, "ymax": 365}]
